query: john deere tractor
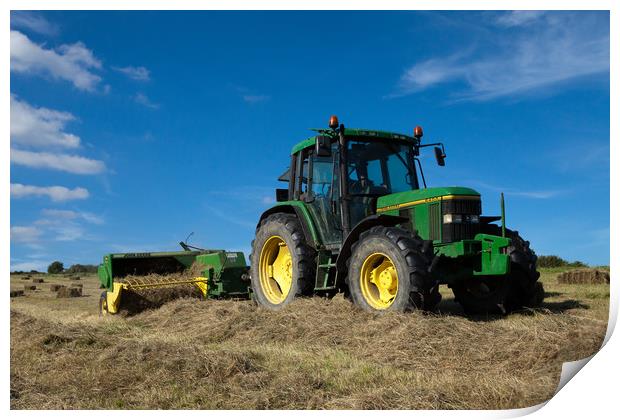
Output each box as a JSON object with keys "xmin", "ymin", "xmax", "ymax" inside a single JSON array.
[
  {"xmin": 98, "ymin": 116, "xmax": 543, "ymax": 315},
  {"xmin": 250, "ymin": 116, "xmax": 543, "ymax": 314}
]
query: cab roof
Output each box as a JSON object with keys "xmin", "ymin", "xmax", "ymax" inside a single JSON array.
[{"xmin": 291, "ymin": 128, "xmax": 416, "ymax": 155}]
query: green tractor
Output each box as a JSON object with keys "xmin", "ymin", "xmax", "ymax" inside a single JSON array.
[
  {"xmin": 250, "ymin": 116, "xmax": 543, "ymax": 314},
  {"xmin": 97, "ymin": 115, "xmax": 543, "ymax": 315}
]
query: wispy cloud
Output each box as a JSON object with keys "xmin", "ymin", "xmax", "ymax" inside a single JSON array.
[
  {"xmin": 393, "ymin": 12, "xmax": 609, "ymax": 101},
  {"xmin": 37, "ymin": 209, "xmax": 104, "ymax": 225},
  {"xmin": 203, "ymin": 204, "xmax": 256, "ymax": 229},
  {"xmin": 11, "ymin": 149, "xmax": 106, "ymax": 174},
  {"xmin": 133, "ymin": 93, "xmax": 160, "ymax": 109},
  {"xmin": 243, "ymin": 94, "xmax": 270, "ymax": 104},
  {"xmin": 10, "ymin": 226, "xmax": 43, "ymax": 244},
  {"xmin": 467, "ymin": 180, "xmax": 567, "ymax": 200},
  {"xmin": 10, "ymin": 95, "xmax": 80, "ymax": 149},
  {"xmin": 11, "ymin": 30, "xmax": 103, "ymax": 92},
  {"xmin": 10, "ymin": 259, "xmax": 49, "ymax": 272},
  {"xmin": 11, "ymin": 11, "xmax": 60, "ymax": 36},
  {"xmin": 113, "ymin": 65, "xmax": 150, "ymax": 81},
  {"xmin": 11, "ymin": 183, "xmax": 90, "ymax": 202},
  {"xmin": 494, "ymin": 11, "xmax": 545, "ymax": 27},
  {"xmin": 11, "ymin": 209, "xmax": 100, "ymax": 249}
]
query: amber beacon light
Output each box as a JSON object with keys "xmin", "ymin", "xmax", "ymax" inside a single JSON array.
[
  {"xmin": 414, "ymin": 125, "xmax": 424, "ymax": 139},
  {"xmin": 329, "ymin": 115, "xmax": 339, "ymax": 129}
]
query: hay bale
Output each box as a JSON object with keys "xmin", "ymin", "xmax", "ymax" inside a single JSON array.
[
  {"xmin": 557, "ymin": 269, "xmax": 610, "ymax": 285},
  {"xmin": 49, "ymin": 284, "xmax": 63, "ymax": 292},
  {"xmin": 32, "ymin": 278, "xmax": 44, "ymax": 283},
  {"xmin": 23, "ymin": 285, "xmax": 36, "ymax": 291},
  {"xmin": 10, "ymin": 290, "xmax": 25, "ymax": 298},
  {"xmin": 70, "ymin": 283, "xmax": 83, "ymax": 289},
  {"xmin": 56, "ymin": 286, "xmax": 82, "ymax": 298},
  {"xmin": 22, "ymin": 275, "xmax": 31, "ymax": 280}
]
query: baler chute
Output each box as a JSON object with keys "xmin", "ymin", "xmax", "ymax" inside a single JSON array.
[{"xmin": 98, "ymin": 249, "xmax": 250, "ymax": 315}]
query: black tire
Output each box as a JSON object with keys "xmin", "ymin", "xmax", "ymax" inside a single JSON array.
[
  {"xmin": 250, "ymin": 213, "xmax": 316, "ymax": 310},
  {"xmin": 346, "ymin": 226, "xmax": 435, "ymax": 312},
  {"xmin": 452, "ymin": 226, "xmax": 544, "ymax": 314}
]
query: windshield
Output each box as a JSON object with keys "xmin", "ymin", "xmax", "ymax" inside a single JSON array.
[{"xmin": 347, "ymin": 139, "xmax": 418, "ymax": 195}]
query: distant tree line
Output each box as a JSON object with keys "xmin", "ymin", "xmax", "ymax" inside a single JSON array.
[
  {"xmin": 537, "ymin": 255, "xmax": 587, "ymax": 268},
  {"xmin": 11, "ymin": 261, "xmax": 98, "ymax": 275}
]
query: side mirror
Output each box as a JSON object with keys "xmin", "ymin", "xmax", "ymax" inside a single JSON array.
[
  {"xmin": 315, "ymin": 135, "xmax": 332, "ymax": 157},
  {"xmin": 434, "ymin": 146, "xmax": 446, "ymax": 166}
]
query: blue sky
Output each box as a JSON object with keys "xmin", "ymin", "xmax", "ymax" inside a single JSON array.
[{"xmin": 9, "ymin": 10, "xmax": 610, "ymax": 271}]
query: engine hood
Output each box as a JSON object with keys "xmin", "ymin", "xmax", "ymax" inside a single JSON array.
[{"xmin": 376, "ymin": 187, "xmax": 480, "ymax": 212}]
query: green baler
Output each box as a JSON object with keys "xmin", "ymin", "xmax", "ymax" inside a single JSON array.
[
  {"xmin": 99, "ymin": 116, "xmax": 544, "ymax": 315},
  {"xmin": 98, "ymin": 250, "xmax": 250, "ymax": 314}
]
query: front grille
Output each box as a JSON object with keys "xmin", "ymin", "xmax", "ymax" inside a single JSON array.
[
  {"xmin": 429, "ymin": 203, "xmax": 441, "ymax": 241},
  {"xmin": 441, "ymin": 199, "xmax": 481, "ymax": 242},
  {"xmin": 442, "ymin": 199, "xmax": 481, "ymax": 215}
]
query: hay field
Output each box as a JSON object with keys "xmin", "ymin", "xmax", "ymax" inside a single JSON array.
[{"xmin": 10, "ymin": 267, "xmax": 609, "ymax": 409}]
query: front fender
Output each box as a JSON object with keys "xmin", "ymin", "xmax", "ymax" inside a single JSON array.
[{"xmin": 335, "ymin": 214, "xmax": 409, "ymax": 279}]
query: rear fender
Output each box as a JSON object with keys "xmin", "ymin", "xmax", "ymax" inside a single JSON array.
[{"xmin": 257, "ymin": 202, "xmax": 320, "ymax": 249}]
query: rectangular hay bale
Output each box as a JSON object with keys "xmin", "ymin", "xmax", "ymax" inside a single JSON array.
[
  {"xmin": 10, "ymin": 290, "xmax": 25, "ymax": 298},
  {"xmin": 56, "ymin": 286, "xmax": 82, "ymax": 298},
  {"xmin": 557, "ymin": 269, "xmax": 610, "ymax": 285}
]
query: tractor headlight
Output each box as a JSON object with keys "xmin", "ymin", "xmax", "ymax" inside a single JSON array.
[
  {"xmin": 443, "ymin": 214, "xmax": 462, "ymax": 223},
  {"xmin": 443, "ymin": 214, "xmax": 479, "ymax": 223}
]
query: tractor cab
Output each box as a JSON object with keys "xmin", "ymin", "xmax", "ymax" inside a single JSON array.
[{"xmin": 280, "ymin": 116, "xmax": 443, "ymax": 249}]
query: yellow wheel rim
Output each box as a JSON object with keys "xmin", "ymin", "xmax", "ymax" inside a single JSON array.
[
  {"xmin": 259, "ymin": 235, "xmax": 293, "ymax": 304},
  {"xmin": 360, "ymin": 252, "xmax": 399, "ymax": 309}
]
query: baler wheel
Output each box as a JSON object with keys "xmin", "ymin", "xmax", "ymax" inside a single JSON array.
[{"xmin": 99, "ymin": 291, "xmax": 109, "ymax": 316}]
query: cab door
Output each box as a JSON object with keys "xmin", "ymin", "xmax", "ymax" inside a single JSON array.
[{"xmin": 294, "ymin": 148, "xmax": 342, "ymax": 247}]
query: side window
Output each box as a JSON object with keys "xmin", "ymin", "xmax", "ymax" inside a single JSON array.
[
  {"xmin": 294, "ymin": 150, "xmax": 309, "ymax": 200},
  {"xmin": 311, "ymin": 156, "xmax": 334, "ymax": 198}
]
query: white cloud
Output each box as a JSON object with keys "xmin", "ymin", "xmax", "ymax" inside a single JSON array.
[
  {"xmin": 10, "ymin": 260, "xmax": 49, "ymax": 272},
  {"xmin": 467, "ymin": 180, "xmax": 567, "ymax": 200},
  {"xmin": 134, "ymin": 93, "xmax": 160, "ymax": 109},
  {"xmin": 495, "ymin": 11, "xmax": 546, "ymax": 27},
  {"xmin": 38, "ymin": 209, "xmax": 104, "ymax": 225},
  {"xmin": 50, "ymin": 225, "xmax": 84, "ymax": 241},
  {"xmin": 11, "ymin": 30, "xmax": 102, "ymax": 91},
  {"xmin": 11, "ymin": 183, "xmax": 90, "ymax": 202},
  {"xmin": 243, "ymin": 94, "xmax": 270, "ymax": 104},
  {"xmin": 11, "ymin": 11, "xmax": 60, "ymax": 36},
  {"xmin": 11, "ymin": 226, "xmax": 42, "ymax": 244},
  {"xmin": 394, "ymin": 12, "xmax": 609, "ymax": 101},
  {"xmin": 10, "ymin": 95, "xmax": 80, "ymax": 149},
  {"xmin": 11, "ymin": 149, "xmax": 105, "ymax": 174},
  {"xmin": 113, "ymin": 65, "xmax": 150, "ymax": 81}
]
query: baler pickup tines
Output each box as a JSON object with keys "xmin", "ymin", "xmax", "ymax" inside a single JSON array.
[{"xmin": 122, "ymin": 277, "xmax": 208, "ymax": 290}]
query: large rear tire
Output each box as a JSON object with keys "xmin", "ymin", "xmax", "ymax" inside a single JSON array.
[
  {"xmin": 452, "ymin": 226, "xmax": 544, "ymax": 314},
  {"xmin": 346, "ymin": 226, "xmax": 435, "ymax": 312},
  {"xmin": 250, "ymin": 213, "xmax": 316, "ymax": 310}
]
